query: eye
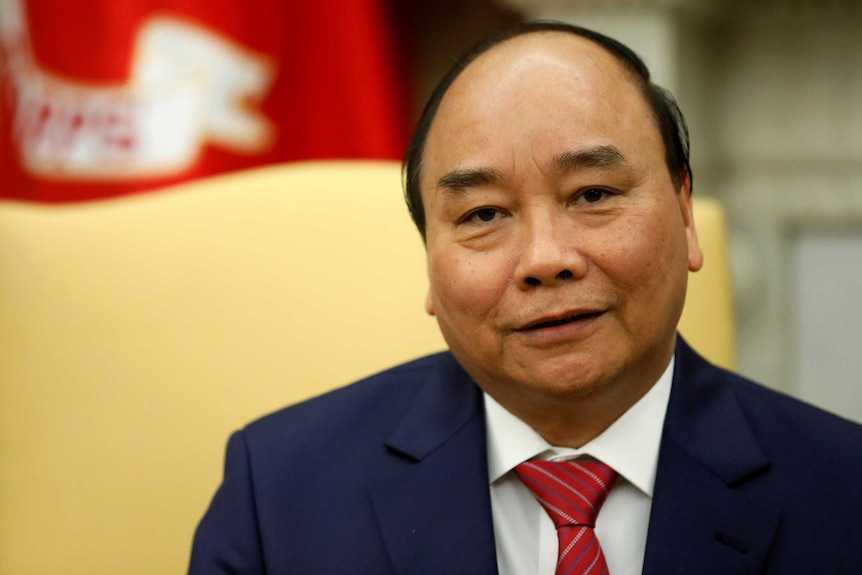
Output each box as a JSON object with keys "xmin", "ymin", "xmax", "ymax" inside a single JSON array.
[
  {"xmin": 580, "ymin": 187, "xmax": 609, "ymax": 203},
  {"xmin": 463, "ymin": 207, "xmax": 503, "ymax": 224}
]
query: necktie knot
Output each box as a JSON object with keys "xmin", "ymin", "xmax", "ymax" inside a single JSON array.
[
  {"xmin": 515, "ymin": 459, "xmax": 617, "ymax": 530},
  {"xmin": 516, "ymin": 459, "xmax": 617, "ymax": 574}
]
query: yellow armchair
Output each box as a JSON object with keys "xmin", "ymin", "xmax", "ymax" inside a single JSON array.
[
  {"xmin": 678, "ymin": 195, "xmax": 737, "ymax": 369},
  {"xmin": 0, "ymin": 161, "xmax": 733, "ymax": 575}
]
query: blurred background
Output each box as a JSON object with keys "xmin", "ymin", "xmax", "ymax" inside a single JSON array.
[{"xmin": 1, "ymin": 0, "xmax": 860, "ymax": 417}]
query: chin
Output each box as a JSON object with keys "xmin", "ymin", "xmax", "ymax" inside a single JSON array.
[{"xmin": 507, "ymin": 358, "xmax": 616, "ymax": 400}]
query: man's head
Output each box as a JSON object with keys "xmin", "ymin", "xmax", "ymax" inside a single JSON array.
[
  {"xmin": 408, "ymin": 21, "xmax": 704, "ymax": 444},
  {"xmin": 404, "ymin": 20, "xmax": 693, "ymax": 239}
]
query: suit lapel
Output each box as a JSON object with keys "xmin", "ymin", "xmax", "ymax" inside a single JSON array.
[
  {"xmin": 643, "ymin": 339, "xmax": 780, "ymax": 575},
  {"xmin": 369, "ymin": 353, "xmax": 498, "ymax": 575}
]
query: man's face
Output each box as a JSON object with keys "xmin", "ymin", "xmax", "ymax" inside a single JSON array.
[{"xmin": 421, "ymin": 33, "xmax": 703, "ymax": 415}]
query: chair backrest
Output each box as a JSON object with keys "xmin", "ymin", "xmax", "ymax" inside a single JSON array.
[
  {"xmin": 0, "ymin": 160, "xmax": 734, "ymax": 575},
  {"xmin": 677, "ymin": 196, "xmax": 737, "ymax": 369}
]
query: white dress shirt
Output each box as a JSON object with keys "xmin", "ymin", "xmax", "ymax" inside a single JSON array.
[{"xmin": 485, "ymin": 358, "xmax": 674, "ymax": 575}]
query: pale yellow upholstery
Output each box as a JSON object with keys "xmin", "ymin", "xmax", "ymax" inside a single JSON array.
[
  {"xmin": 0, "ymin": 160, "xmax": 734, "ymax": 575},
  {"xmin": 678, "ymin": 196, "xmax": 737, "ymax": 370}
]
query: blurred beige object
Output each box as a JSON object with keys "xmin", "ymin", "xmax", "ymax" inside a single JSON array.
[
  {"xmin": 0, "ymin": 161, "xmax": 444, "ymax": 575},
  {"xmin": 678, "ymin": 195, "xmax": 737, "ymax": 370},
  {"xmin": 0, "ymin": 160, "xmax": 733, "ymax": 575}
]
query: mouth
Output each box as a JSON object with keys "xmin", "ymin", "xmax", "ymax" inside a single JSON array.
[{"xmin": 520, "ymin": 311, "xmax": 604, "ymax": 331}]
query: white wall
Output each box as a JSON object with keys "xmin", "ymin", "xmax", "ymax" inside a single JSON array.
[
  {"xmin": 793, "ymin": 231, "xmax": 862, "ymax": 423},
  {"xmin": 684, "ymin": 4, "xmax": 862, "ymax": 422}
]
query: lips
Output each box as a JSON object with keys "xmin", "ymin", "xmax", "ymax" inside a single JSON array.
[{"xmin": 520, "ymin": 311, "xmax": 603, "ymax": 331}]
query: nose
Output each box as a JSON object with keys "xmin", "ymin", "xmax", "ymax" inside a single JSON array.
[{"xmin": 514, "ymin": 214, "xmax": 586, "ymax": 289}]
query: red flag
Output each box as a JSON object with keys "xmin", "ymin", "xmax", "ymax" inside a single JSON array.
[{"xmin": 0, "ymin": 0, "xmax": 409, "ymax": 202}]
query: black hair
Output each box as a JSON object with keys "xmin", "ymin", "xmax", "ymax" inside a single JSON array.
[{"xmin": 403, "ymin": 20, "xmax": 692, "ymax": 239}]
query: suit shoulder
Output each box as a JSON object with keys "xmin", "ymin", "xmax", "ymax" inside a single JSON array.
[
  {"xmin": 723, "ymin": 368, "xmax": 862, "ymax": 461},
  {"xmin": 728, "ymin": 370, "xmax": 862, "ymax": 432},
  {"xmin": 677, "ymin": 339, "xmax": 862, "ymax": 449},
  {"xmin": 241, "ymin": 352, "xmax": 448, "ymax": 446}
]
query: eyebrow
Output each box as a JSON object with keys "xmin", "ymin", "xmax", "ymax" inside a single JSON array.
[
  {"xmin": 434, "ymin": 144, "xmax": 629, "ymax": 194},
  {"xmin": 552, "ymin": 145, "xmax": 628, "ymax": 173},
  {"xmin": 436, "ymin": 167, "xmax": 503, "ymax": 194}
]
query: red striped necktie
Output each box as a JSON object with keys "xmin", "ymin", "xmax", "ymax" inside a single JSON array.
[{"xmin": 515, "ymin": 459, "xmax": 618, "ymax": 575}]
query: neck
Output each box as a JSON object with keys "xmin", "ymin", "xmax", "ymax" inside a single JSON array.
[
  {"xmin": 485, "ymin": 355, "xmax": 672, "ymax": 449},
  {"xmin": 501, "ymin": 386, "xmax": 650, "ymax": 448}
]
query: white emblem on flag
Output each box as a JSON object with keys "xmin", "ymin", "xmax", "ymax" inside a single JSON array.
[{"xmin": 0, "ymin": 0, "xmax": 277, "ymax": 179}]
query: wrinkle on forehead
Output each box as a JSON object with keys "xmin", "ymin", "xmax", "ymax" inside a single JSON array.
[{"xmin": 421, "ymin": 31, "xmax": 659, "ymax": 197}]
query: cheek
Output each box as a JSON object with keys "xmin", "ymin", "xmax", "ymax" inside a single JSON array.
[
  {"xmin": 429, "ymin": 249, "xmax": 509, "ymax": 321},
  {"xmin": 619, "ymin": 215, "xmax": 691, "ymax": 334},
  {"xmin": 603, "ymin": 211, "xmax": 687, "ymax": 301}
]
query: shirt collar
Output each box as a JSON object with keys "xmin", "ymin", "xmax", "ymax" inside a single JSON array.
[{"xmin": 484, "ymin": 356, "xmax": 674, "ymax": 497}]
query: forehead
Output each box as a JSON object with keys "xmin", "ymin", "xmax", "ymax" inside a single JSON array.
[{"xmin": 422, "ymin": 33, "xmax": 661, "ymax": 190}]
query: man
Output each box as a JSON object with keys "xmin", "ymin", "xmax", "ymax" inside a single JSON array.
[{"xmin": 189, "ymin": 21, "xmax": 862, "ymax": 575}]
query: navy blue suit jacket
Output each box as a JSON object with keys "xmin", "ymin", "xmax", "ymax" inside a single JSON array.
[{"xmin": 189, "ymin": 339, "xmax": 862, "ymax": 574}]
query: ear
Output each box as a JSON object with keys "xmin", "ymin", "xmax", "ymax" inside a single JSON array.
[
  {"xmin": 425, "ymin": 289, "xmax": 436, "ymax": 316},
  {"xmin": 678, "ymin": 172, "xmax": 704, "ymax": 272}
]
